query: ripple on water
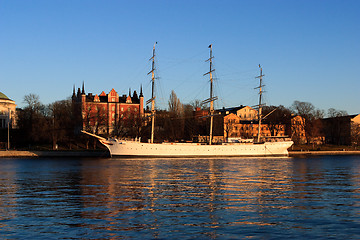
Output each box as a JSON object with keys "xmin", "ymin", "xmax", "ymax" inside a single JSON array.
[{"xmin": 0, "ymin": 156, "xmax": 359, "ymax": 239}]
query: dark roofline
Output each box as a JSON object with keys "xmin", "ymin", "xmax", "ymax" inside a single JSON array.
[
  {"xmin": 322, "ymin": 114, "xmax": 358, "ymax": 121},
  {"xmin": 217, "ymin": 105, "xmax": 245, "ymax": 111}
]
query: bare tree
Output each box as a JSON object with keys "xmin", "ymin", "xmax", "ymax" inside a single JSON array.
[
  {"xmin": 94, "ymin": 107, "xmax": 107, "ymax": 135},
  {"xmin": 182, "ymin": 104, "xmax": 196, "ymax": 140},
  {"xmin": 24, "ymin": 94, "xmax": 44, "ymax": 113},
  {"xmin": 263, "ymin": 105, "xmax": 292, "ymax": 136},
  {"xmin": 168, "ymin": 90, "xmax": 183, "ymax": 116},
  {"xmin": 82, "ymin": 105, "xmax": 107, "ymax": 135},
  {"xmin": 291, "ymin": 101, "xmax": 315, "ymax": 118},
  {"xmin": 328, "ymin": 108, "xmax": 348, "ymax": 118},
  {"xmin": 167, "ymin": 90, "xmax": 185, "ymax": 141},
  {"xmin": 190, "ymin": 99, "xmax": 204, "ymax": 110},
  {"xmin": 48, "ymin": 99, "xmax": 77, "ymax": 150},
  {"xmin": 291, "ymin": 101, "xmax": 324, "ymax": 144},
  {"xmin": 18, "ymin": 94, "xmax": 49, "ymax": 144}
]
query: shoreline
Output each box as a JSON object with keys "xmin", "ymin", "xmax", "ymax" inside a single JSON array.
[
  {"xmin": 0, "ymin": 150, "xmax": 360, "ymax": 158},
  {"xmin": 288, "ymin": 150, "xmax": 360, "ymax": 157},
  {"xmin": 0, "ymin": 150, "xmax": 110, "ymax": 158}
]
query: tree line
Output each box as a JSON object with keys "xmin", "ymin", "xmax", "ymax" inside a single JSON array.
[
  {"xmin": 12, "ymin": 94, "xmax": 80, "ymax": 150},
  {"xmin": 259, "ymin": 101, "xmax": 351, "ymax": 145},
  {"xmin": 3, "ymin": 92, "xmax": 354, "ymax": 150}
]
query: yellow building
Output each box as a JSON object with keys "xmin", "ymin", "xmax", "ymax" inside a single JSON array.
[
  {"xmin": 291, "ymin": 116, "xmax": 306, "ymax": 144},
  {"xmin": 0, "ymin": 92, "xmax": 16, "ymax": 129},
  {"xmin": 351, "ymin": 114, "xmax": 360, "ymax": 145},
  {"xmin": 236, "ymin": 106, "xmax": 258, "ymax": 121},
  {"xmin": 223, "ymin": 106, "xmax": 286, "ymax": 140}
]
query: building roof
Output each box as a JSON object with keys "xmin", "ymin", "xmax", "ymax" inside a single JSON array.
[
  {"xmin": 217, "ymin": 105, "xmax": 246, "ymax": 115},
  {"xmin": 0, "ymin": 92, "xmax": 15, "ymax": 103},
  {"xmin": 322, "ymin": 114, "xmax": 358, "ymax": 121},
  {"xmin": 0, "ymin": 92, "xmax": 11, "ymax": 100}
]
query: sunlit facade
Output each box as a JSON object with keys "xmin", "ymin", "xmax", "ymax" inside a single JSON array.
[
  {"xmin": 351, "ymin": 114, "xmax": 360, "ymax": 145},
  {"xmin": 0, "ymin": 92, "xmax": 16, "ymax": 129},
  {"xmin": 223, "ymin": 113, "xmax": 286, "ymax": 139},
  {"xmin": 291, "ymin": 116, "xmax": 306, "ymax": 144},
  {"xmin": 72, "ymin": 84, "xmax": 144, "ymax": 136},
  {"xmin": 222, "ymin": 106, "xmax": 287, "ymax": 140}
]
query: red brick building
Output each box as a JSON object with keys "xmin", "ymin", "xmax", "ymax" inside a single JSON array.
[{"xmin": 72, "ymin": 83, "xmax": 144, "ymax": 136}]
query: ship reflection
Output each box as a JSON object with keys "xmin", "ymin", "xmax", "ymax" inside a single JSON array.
[
  {"xmin": 78, "ymin": 158, "xmax": 297, "ymax": 231},
  {"xmin": 78, "ymin": 157, "xmax": 360, "ymax": 233}
]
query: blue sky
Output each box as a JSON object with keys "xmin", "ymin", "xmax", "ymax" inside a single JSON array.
[{"xmin": 1, "ymin": 0, "xmax": 359, "ymax": 114}]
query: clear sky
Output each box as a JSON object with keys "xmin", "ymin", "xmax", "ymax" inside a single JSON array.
[{"xmin": 1, "ymin": 0, "xmax": 359, "ymax": 114}]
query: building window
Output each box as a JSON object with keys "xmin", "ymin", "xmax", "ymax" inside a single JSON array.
[
  {"xmin": 121, "ymin": 107, "xmax": 124, "ymax": 111},
  {"xmin": 128, "ymin": 107, "xmax": 131, "ymax": 112}
]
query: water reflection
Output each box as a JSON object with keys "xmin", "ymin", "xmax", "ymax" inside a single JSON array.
[{"xmin": 0, "ymin": 156, "xmax": 359, "ymax": 239}]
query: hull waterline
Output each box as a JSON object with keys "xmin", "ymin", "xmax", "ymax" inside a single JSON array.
[{"xmin": 100, "ymin": 139, "xmax": 293, "ymax": 158}]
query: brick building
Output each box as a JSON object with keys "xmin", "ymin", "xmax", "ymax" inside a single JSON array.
[{"xmin": 72, "ymin": 84, "xmax": 144, "ymax": 136}]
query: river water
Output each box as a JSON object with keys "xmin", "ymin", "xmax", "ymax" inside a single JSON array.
[{"xmin": 0, "ymin": 155, "xmax": 359, "ymax": 239}]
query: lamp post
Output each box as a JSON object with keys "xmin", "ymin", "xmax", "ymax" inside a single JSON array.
[{"xmin": 7, "ymin": 108, "xmax": 11, "ymax": 150}]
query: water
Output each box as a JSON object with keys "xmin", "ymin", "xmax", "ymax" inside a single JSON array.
[{"xmin": 0, "ymin": 156, "xmax": 359, "ymax": 239}]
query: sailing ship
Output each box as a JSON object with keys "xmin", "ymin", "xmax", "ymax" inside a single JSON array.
[{"xmin": 83, "ymin": 43, "xmax": 293, "ymax": 157}]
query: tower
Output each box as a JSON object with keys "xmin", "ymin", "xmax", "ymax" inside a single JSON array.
[
  {"xmin": 139, "ymin": 85, "xmax": 144, "ymax": 117},
  {"xmin": 81, "ymin": 81, "xmax": 86, "ymax": 107}
]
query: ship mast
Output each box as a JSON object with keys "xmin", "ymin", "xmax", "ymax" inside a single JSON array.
[
  {"xmin": 203, "ymin": 44, "xmax": 217, "ymax": 145},
  {"xmin": 147, "ymin": 42, "xmax": 157, "ymax": 143},
  {"xmin": 255, "ymin": 65, "xmax": 265, "ymax": 143}
]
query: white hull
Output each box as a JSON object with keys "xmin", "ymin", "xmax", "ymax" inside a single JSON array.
[{"xmin": 100, "ymin": 139, "xmax": 293, "ymax": 157}]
